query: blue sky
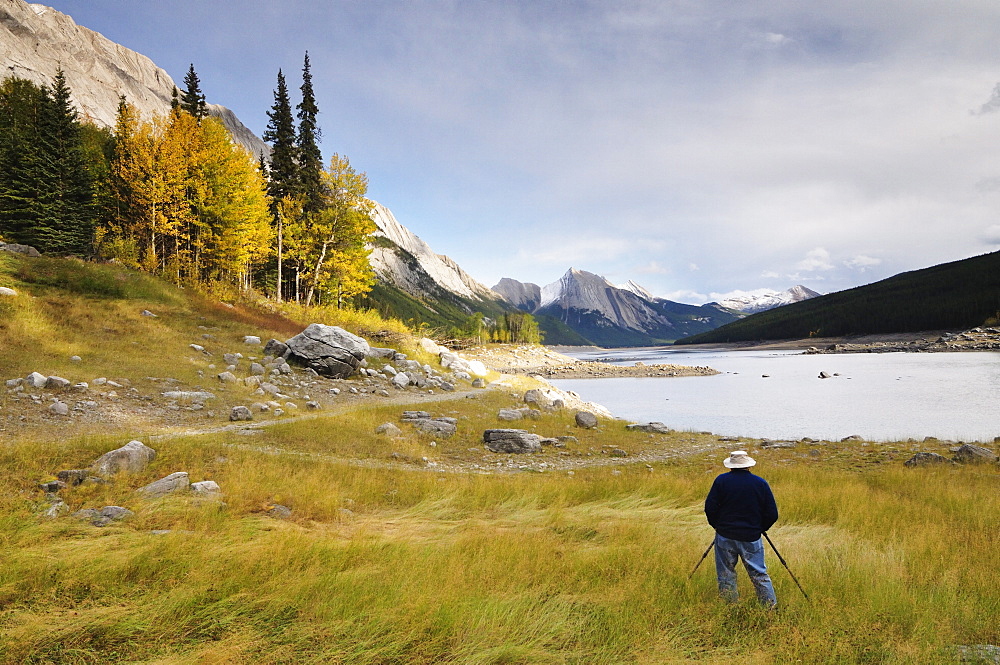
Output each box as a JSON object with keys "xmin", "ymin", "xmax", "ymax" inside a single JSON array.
[{"xmin": 48, "ymin": 0, "xmax": 1000, "ymax": 302}]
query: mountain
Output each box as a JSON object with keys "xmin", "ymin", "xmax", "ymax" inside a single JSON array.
[
  {"xmin": 0, "ymin": 0, "xmax": 268, "ymax": 157},
  {"xmin": 677, "ymin": 250, "xmax": 1000, "ymax": 345},
  {"xmin": 360, "ymin": 203, "xmax": 510, "ymax": 328},
  {"xmin": 715, "ymin": 285, "xmax": 821, "ymax": 314},
  {"xmin": 494, "ymin": 269, "xmax": 739, "ymax": 347}
]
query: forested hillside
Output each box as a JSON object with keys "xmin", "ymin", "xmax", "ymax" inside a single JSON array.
[{"xmin": 677, "ymin": 250, "xmax": 1000, "ymax": 344}]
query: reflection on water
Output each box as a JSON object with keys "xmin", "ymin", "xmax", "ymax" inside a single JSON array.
[{"xmin": 551, "ymin": 347, "xmax": 1000, "ymax": 442}]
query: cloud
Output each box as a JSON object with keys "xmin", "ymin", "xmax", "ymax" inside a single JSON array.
[
  {"xmin": 844, "ymin": 254, "xmax": 882, "ymax": 270},
  {"xmin": 661, "ymin": 289, "xmax": 709, "ymax": 304},
  {"xmin": 982, "ymin": 225, "xmax": 1000, "ymax": 245},
  {"xmin": 688, "ymin": 263, "xmax": 699, "ymax": 271},
  {"xmin": 973, "ymin": 82, "xmax": 1000, "ymax": 115},
  {"xmin": 760, "ymin": 270, "xmax": 780, "ymax": 279},
  {"xmin": 795, "ymin": 248, "xmax": 834, "ymax": 272}
]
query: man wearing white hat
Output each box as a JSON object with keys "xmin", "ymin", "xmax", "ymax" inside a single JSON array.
[{"xmin": 704, "ymin": 450, "xmax": 779, "ymax": 607}]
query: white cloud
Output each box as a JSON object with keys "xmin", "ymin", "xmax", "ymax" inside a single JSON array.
[
  {"xmin": 760, "ymin": 270, "xmax": 780, "ymax": 279},
  {"xmin": 633, "ymin": 260, "xmax": 670, "ymax": 275},
  {"xmin": 844, "ymin": 254, "xmax": 882, "ymax": 270},
  {"xmin": 795, "ymin": 248, "xmax": 835, "ymax": 272},
  {"xmin": 689, "ymin": 263, "xmax": 699, "ymax": 271},
  {"xmin": 661, "ymin": 289, "xmax": 709, "ymax": 304}
]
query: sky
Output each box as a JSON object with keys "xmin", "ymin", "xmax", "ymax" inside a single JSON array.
[{"xmin": 46, "ymin": 0, "xmax": 1000, "ymax": 303}]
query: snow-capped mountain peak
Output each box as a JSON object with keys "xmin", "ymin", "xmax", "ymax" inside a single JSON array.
[{"xmin": 715, "ymin": 285, "xmax": 820, "ymax": 313}]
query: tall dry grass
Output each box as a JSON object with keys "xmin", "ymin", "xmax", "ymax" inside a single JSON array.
[{"xmin": 0, "ymin": 406, "xmax": 996, "ymax": 663}]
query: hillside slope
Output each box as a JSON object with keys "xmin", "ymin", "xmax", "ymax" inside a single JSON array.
[{"xmin": 678, "ymin": 250, "xmax": 1000, "ymax": 344}]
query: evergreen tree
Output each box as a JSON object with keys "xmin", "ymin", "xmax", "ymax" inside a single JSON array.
[
  {"xmin": 36, "ymin": 69, "xmax": 97, "ymax": 255},
  {"xmin": 263, "ymin": 69, "xmax": 298, "ymax": 203},
  {"xmin": 170, "ymin": 85, "xmax": 180, "ymax": 111},
  {"xmin": 0, "ymin": 76, "xmax": 46, "ymax": 246},
  {"xmin": 296, "ymin": 51, "xmax": 324, "ymax": 214},
  {"xmin": 180, "ymin": 64, "xmax": 208, "ymax": 120}
]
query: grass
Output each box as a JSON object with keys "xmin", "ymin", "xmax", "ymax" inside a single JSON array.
[{"xmin": 0, "ymin": 256, "xmax": 998, "ymax": 663}]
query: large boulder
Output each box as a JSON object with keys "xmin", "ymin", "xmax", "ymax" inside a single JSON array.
[
  {"xmin": 483, "ymin": 429, "xmax": 543, "ymax": 453},
  {"xmin": 285, "ymin": 324, "xmax": 370, "ymax": 378},
  {"xmin": 904, "ymin": 452, "xmax": 953, "ymax": 468},
  {"xmin": 953, "ymin": 444, "xmax": 998, "ymax": 464},
  {"xmin": 0, "ymin": 242, "xmax": 41, "ymax": 257},
  {"xmin": 575, "ymin": 411, "xmax": 599, "ymax": 429},
  {"xmin": 91, "ymin": 440, "xmax": 157, "ymax": 476},
  {"xmin": 625, "ymin": 422, "xmax": 673, "ymax": 434}
]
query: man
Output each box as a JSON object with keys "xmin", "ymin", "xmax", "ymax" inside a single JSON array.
[{"xmin": 704, "ymin": 450, "xmax": 779, "ymax": 607}]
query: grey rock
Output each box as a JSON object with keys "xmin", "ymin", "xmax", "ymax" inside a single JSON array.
[
  {"xmin": 5, "ymin": 377, "xmax": 22, "ymax": 388},
  {"xmin": 401, "ymin": 410, "xmax": 432, "ymax": 421},
  {"xmin": 45, "ymin": 375, "xmax": 71, "ymax": 390},
  {"xmin": 483, "ymin": 429, "xmax": 543, "ymax": 454},
  {"xmin": 191, "ymin": 480, "xmax": 221, "ymax": 495},
  {"xmin": 841, "ymin": 435, "xmax": 864, "ymax": 442},
  {"xmin": 952, "ymin": 645, "xmax": 1000, "ymax": 664},
  {"xmin": 48, "ymin": 401, "xmax": 69, "ymax": 416},
  {"xmin": 498, "ymin": 408, "xmax": 524, "ymax": 421},
  {"xmin": 250, "ymin": 362, "xmax": 266, "ymax": 376},
  {"xmin": 608, "ymin": 448, "xmax": 628, "ymax": 458},
  {"xmin": 306, "ymin": 400, "xmax": 320, "ymax": 410},
  {"xmin": 161, "ymin": 390, "xmax": 215, "ymax": 401},
  {"xmin": 376, "ymin": 422, "xmax": 403, "ymax": 436},
  {"xmin": 217, "ymin": 371, "xmax": 238, "ymax": 383},
  {"xmin": 760, "ymin": 440, "xmax": 797, "ymax": 449},
  {"xmin": 391, "ymin": 372, "xmax": 410, "ymax": 389},
  {"xmin": 264, "ymin": 338, "xmax": 290, "ymax": 359},
  {"xmin": 140, "ymin": 309, "xmax": 157, "ymax": 317},
  {"xmin": 575, "ymin": 411, "xmax": 599, "ymax": 429},
  {"xmin": 25, "ymin": 371, "xmax": 48, "ymax": 388},
  {"xmin": 0, "ymin": 286, "xmax": 17, "ymax": 297},
  {"xmin": 625, "ymin": 422, "xmax": 672, "ymax": 434},
  {"xmin": 189, "ymin": 343, "xmax": 206, "ymax": 353},
  {"xmin": 56, "ymin": 469, "xmax": 89, "ymax": 485},
  {"xmin": 39, "ymin": 480, "xmax": 66, "ymax": 492},
  {"xmin": 472, "ymin": 378, "xmax": 486, "ymax": 388},
  {"xmin": 953, "ymin": 444, "xmax": 998, "ymax": 464},
  {"xmin": 904, "ymin": 452, "xmax": 953, "ymax": 468},
  {"xmin": 100, "ymin": 506, "xmax": 134, "ymax": 520},
  {"xmin": 413, "ymin": 419, "xmax": 458, "ymax": 438},
  {"xmin": 91, "ymin": 440, "xmax": 157, "ymax": 476},
  {"xmin": 818, "ymin": 371, "xmax": 832, "ymax": 379},
  {"xmin": 0, "ymin": 242, "xmax": 40, "ymax": 257},
  {"xmin": 43, "ymin": 498, "xmax": 68, "ymax": 518},
  {"xmin": 267, "ymin": 504, "xmax": 292, "ymax": 519},
  {"xmin": 244, "ymin": 335, "xmax": 262, "ymax": 345},
  {"xmin": 230, "ymin": 405, "xmax": 253, "ymax": 421},
  {"xmin": 369, "ymin": 347, "xmax": 396, "ymax": 359},
  {"xmin": 137, "ymin": 472, "xmax": 190, "ymax": 497},
  {"xmin": 69, "ymin": 355, "xmax": 82, "ymax": 362},
  {"xmin": 284, "ymin": 324, "xmax": 370, "ymax": 378},
  {"xmin": 223, "ymin": 353, "xmax": 241, "ymax": 365}
]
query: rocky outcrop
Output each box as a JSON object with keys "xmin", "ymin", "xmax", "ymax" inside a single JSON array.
[{"xmin": 0, "ymin": 0, "xmax": 267, "ymax": 156}]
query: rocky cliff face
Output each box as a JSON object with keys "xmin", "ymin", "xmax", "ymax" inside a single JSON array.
[
  {"xmin": 0, "ymin": 0, "xmax": 267, "ymax": 157},
  {"xmin": 492, "ymin": 278, "xmax": 541, "ymax": 312},
  {"xmin": 368, "ymin": 202, "xmax": 503, "ymax": 307}
]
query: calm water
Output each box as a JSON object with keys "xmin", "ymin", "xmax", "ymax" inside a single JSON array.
[{"xmin": 551, "ymin": 347, "xmax": 1000, "ymax": 442}]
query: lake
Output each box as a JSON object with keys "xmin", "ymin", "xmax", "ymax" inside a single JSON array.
[{"xmin": 550, "ymin": 347, "xmax": 1000, "ymax": 443}]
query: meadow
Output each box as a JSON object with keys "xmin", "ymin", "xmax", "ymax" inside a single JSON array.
[{"xmin": 0, "ymin": 254, "xmax": 997, "ymax": 663}]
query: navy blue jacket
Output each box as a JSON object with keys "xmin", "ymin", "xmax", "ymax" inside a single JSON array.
[{"xmin": 704, "ymin": 469, "xmax": 778, "ymax": 541}]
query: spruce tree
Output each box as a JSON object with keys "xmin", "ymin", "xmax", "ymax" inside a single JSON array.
[
  {"xmin": 0, "ymin": 76, "xmax": 46, "ymax": 246},
  {"xmin": 35, "ymin": 69, "xmax": 96, "ymax": 255},
  {"xmin": 180, "ymin": 64, "xmax": 208, "ymax": 120},
  {"xmin": 296, "ymin": 52, "xmax": 324, "ymax": 214},
  {"xmin": 263, "ymin": 69, "xmax": 297, "ymax": 202}
]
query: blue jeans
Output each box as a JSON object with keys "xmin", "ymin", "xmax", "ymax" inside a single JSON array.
[{"xmin": 714, "ymin": 534, "xmax": 777, "ymax": 607}]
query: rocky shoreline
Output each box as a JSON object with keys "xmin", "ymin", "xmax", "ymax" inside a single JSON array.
[
  {"xmin": 800, "ymin": 327, "xmax": 1000, "ymax": 354},
  {"xmin": 463, "ymin": 345, "xmax": 718, "ymax": 379}
]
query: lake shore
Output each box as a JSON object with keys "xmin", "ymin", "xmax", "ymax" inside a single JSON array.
[{"xmin": 463, "ymin": 344, "xmax": 718, "ymax": 379}]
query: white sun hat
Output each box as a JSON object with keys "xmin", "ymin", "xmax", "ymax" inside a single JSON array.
[{"xmin": 723, "ymin": 450, "xmax": 756, "ymax": 469}]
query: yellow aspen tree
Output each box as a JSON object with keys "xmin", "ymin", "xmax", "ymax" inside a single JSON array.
[{"xmin": 301, "ymin": 153, "xmax": 376, "ymax": 308}]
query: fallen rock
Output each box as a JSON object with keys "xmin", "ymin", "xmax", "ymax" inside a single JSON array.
[
  {"xmin": 91, "ymin": 440, "xmax": 157, "ymax": 476},
  {"xmin": 498, "ymin": 408, "xmax": 525, "ymax": 421},
  {"xmin": 25, "ymin": 371, "xmax": 48, "ymax": 388},
  {"xmin": 523, "ymin": 388, "xmax": 565, "ymax": 409},
  {"xmin": 263, "ymin": 338, "xmax": 290, "ymax": 359},
  {"xmin": 137, "ymin": 472, "xmax": 190, "ymax": 497},
  {"xmin": 0, "ymin": 286, "xmax": 17, "ymax": 297},
  {"xmin": 0, "ymin": 241, "xmax": 41, "ymax": 257},
  {"xmin": 483, "ymin": 429, "xmax": 543, "ymax": 454},
  {"xmin": 48, "ymin": 401, "xmax": 69, "ymax": 416},
  {"xmin": 391, "ymin": 372, "xmax": 410, "ymax": 389},
  {"xmin": 285, "ymin": 324, "xmax": 370, "ymax": 378},
  {"xmin": 412, "ymin": 418, "xmax": 457, "ymax": 438},
  {"xmin": 244, "ymin": 336, "xmax": 262, "ymax": 345}
]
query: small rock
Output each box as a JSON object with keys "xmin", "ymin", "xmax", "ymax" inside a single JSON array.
[
  {"xmin": 244, "ymin": 336, "xmax": 262, "ymax": 345},
  {"xmin": 25, "ymin": 371, "xmax": 48, "ymax": 388},
  {"xmin": 376, "ymin": 422, "xmax": 403, "ymax": 436},
  {"xmin": 137, "ymin": 472, "xmax": 190, "ymax": 497},
  {"xmin": 0, "ymin": 286, "xmax": 17, "ymax": 297},
  {"xmin": 267, "ymin": 504, "xmax": 292, "ymax": 519},
  {"xmin": 498, "ymin": 408, "xmax": 524, "ymax": 421},
  {"xmin": 191, "ymin": 480, "xmax": 221, "ymax": 495},
  {"xmin": 575, "ymin": 411, "xmax": 598, "ymax": 429},
  {"xmin": 217, "ymin": 371, "xmax": 238, "ymax": 383},
  {"xmin": 48, "ymin": 401, "xmax": 69, "ymax": 416},
  {"xmin": 818, "ymin": 371, "xmax": 832, "ymax": 379},
  {"xmin": 904, "ymin": 452, "xmax": 953, "ymax": 468},
  {"xmin": 140, "ymin": 309, "xmax": 157, "ymax": 317},
  {"xmin": 69, "ymin": 355, "xmax": 82, "ymax": 363}
]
